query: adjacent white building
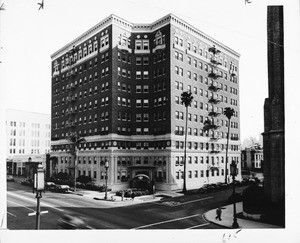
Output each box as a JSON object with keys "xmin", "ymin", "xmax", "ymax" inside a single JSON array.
[{"xmin": 6, "ymin": 109, "xmax": 51, "ymax": 175}]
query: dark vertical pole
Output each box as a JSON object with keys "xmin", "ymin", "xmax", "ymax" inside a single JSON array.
[
  {"xmin": 183, "ymin": 105, "xmax": 188, "ymax": 193},
  {"xmin": 232, "ymin": 171, "xmax": 239, "ymax": 228},
  {"xmin": 35, "ymin": 191, "xmax": 42, "ymax": 230},
  {"xmin": 225, "ymin": 118, "xmax": 231, "ymax": 184},
  {"xmin": 105, "ymin": 167, "xmax": 108, "ymax": 200}
]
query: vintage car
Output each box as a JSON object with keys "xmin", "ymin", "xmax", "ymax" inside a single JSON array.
[
  {"xmin": 55, "ymin": 185, "xmax": 71, "ymax": 193},
  {"xmin": 58, "ymin": 214, "xmax": 93, "ymax": 229}
]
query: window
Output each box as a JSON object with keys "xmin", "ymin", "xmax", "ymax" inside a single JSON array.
[
  {"xmin": 136, "ymin": 99, "xmax": 142, "ymax": 108},
  {"xmin": 143, "ymin": 57, "xmax": 149, "ymax": 65},
  {"xmin": 143, "ymin": 113, "xmax": 149, "ymax": 122},
  {"xmin": 187, "ymin": 71, "xmax": 191, "ymax": 79},
  {"xmin": 143, "ymin": 40, "xmax": 149, "ymax": 50},
  {"xmin": 143, "ymin": 85, "xmax": 149, "ymax": 93},
  {"xmin": 187, "ymin": 56, "xmax": 191, "ymax": 65},
  {"xmin": 136, "ymin": 57, "xmax": 142, "ymax": 65},
  {"xmin": 143, "ymin": 71, "xmax": 149, "ymax": 79},
  {"xmin": 135, "ymin": 39, "xmax": 149, "ymax": 51},
  {"xmin": 136, "ymin": 85, "xmax": 142, "ymax": 93},
  {"xmin": 193, "ymin": 73, "xmax": 197, "ymax": 81},
  {"xmin": 143, "ymin": 99, "xmax": 149, "ymax": 108},
  {"xmin": 136, "ymin": 114, "xmax": 142, "ymax": 122},
  {"xmin": 100, "ymin": 35, "xmax": 109, "ymax": 49},
  {"xmin": 136, "ymin": 71, "xmax": 142, "ymax": 79}
]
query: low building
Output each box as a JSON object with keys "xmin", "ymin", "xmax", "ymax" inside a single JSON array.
[
  {"xmin": 241, "ymin": 143, "xmax": 263, "ymax": 180},
  {"xmin": 6, "ymin": 109, "xmax": 51, "ymax": 177}
]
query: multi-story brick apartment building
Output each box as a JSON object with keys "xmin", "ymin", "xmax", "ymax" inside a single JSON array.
[
  {"xmin": 6, "ymin": 109, "xmax": 51, "ymax": 176},
  {"xmin": 50, "ymin": 14, "xmax": 241, "ymax": 191}
]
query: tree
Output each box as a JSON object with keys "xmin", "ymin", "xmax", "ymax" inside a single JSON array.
[
  {"xmin": 56, "ymin": 172, "xmax": 70, "ymax": 181},
  {"xmin": 49, "ymin": 156, "xmax": 58, "ymax": 178},
  {"xmin": 76, "ymin": 175, "xmax": 92, "ymax": 185},
  {"xmin": 180, "ymin": 91, "xmax": 194, "ymax": 193},
  {"xmin": 67, "ymin": 132, "xmax": 86, "ymax": 192},
  {"xmin": 223, "ymin": 107, "xmax": 235, "ymax": 184}
]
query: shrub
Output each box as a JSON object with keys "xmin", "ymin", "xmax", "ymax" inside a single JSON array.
[
  {"xmin": 56, "ymin": 172, "xmax": 70, "ymax": 181},
  {"xmin": 116, "ymin": 190, "xmax": 124, "ymax": 196},
  {"xmin": 76, "ymin": 175, "xmax": 92, "ymax": 184},
  {"xmin": 124, "ymin": 189, "xmax": 133, "ymax": 197}
]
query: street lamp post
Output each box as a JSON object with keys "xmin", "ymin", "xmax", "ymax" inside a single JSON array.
[
  {"xmin": 230, "ymin": 160, "xmax": 239, "ymax": 229},
  {"xmin": 104, "ymin": 161, "xmax": 109, "ymax": 200},
  {"xmin": 33, "ymin": 164, "xmax": 45, "ymax": 230}
]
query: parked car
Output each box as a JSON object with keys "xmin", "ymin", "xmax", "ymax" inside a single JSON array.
[
  {"xmin": 215, "ymin": 182, "xmax": 228, "ymax": 190},
  {"xmin": 45, "ymin": 182, "xmax": 56, "ymax": 191},
  {"xmin": 198, "ymin": 186, "xmax": 208, "ymax": 194},
  {"xmin": 206, "ymin": 184, "xmax": 217, "ymax": 192},
  {"xmin": 7, "ymin": 175, "xmax": 14, "ymax": 182},
  {"xmin": 58, "ymin": 214, "xmax": 93, "ymax": 229},
  {"xmin": 21, "ymin": 178, "xmax": 33, "ymax": 187},
  {"xmin": 198, "ymin": 184, "xmax": 216, "ymax": 193},
  {"xmin": 55, "ymin": 185, "xmax": 71, "ymax": 193},
  {"xmin": 241, "ymin": 178, "xmax": 250, "ymax": 185}
]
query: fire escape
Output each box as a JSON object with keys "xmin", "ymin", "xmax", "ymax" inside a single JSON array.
[
  {"xmin": 205, "ymin": 45, "xmax": 222, "ymax": 172},
  {"xmin": 65, "ymin": 46, "xmax": 78, "ymax": 170}
]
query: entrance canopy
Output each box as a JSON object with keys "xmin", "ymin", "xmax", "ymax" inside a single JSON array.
[{"xmin": 133, "ymin": 174, "xmax": 150, "ymax": 181}]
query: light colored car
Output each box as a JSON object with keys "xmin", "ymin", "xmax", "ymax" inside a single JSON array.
[
  {"xmin": 45, "ymin": 182, "xmax": 56, "ymax": 191},
  {"xmin": 55, "ymin": 185, "xmax": 71, "ymax": 193},
  {"xmin": 58, "ymin": 214, "xmax": 93, "ymax": 229},
  {"xmin": 7, "ymin": 175, "xmax": 14, "ymax": 182}
]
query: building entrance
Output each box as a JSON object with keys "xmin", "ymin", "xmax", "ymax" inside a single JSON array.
[{"xmin": 132, "ymin": 173, "xmax": 151, "ymax": 191}]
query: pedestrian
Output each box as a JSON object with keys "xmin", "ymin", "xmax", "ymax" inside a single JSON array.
[
  {"xmin": 215, "ymin": 207, "xmax": 222, "ymax": 221},
  {"xmin": 121, "ymin": 191, "xmax": 124, "ymax": 201},
  {"xmin": 131, "ymin": 192, "xmax": 135, "ymax": 201}
]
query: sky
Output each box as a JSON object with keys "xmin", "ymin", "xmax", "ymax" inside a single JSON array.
[{"xmin": 0, "ymin": 0, "xmax": 298, "ymax": 143}]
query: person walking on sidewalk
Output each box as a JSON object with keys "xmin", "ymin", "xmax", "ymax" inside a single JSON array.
[
  {"xmin": 131, "ymin": 192, "xmax": 135, "ymax": 200},
  {"xmin": 215, "ymin": 207, "xmax": 222, "ymax": 221}
]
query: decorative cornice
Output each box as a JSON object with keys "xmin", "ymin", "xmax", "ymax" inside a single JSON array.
[{"xmin": 51, "ymin": 13, "xmax": 240, "ymax": 61}]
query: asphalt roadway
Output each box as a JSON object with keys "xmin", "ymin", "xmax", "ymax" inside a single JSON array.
[{"xmin": 7, "ymin": 181, "xmax": 246, "ymax": 230}]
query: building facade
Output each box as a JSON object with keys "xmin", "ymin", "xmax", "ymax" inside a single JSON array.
[
  {"xmin": 50, "ymin": 14, "xmax": 241, "ymax": 191},
  {"xmin": 6, "ymin": 109, "xmax": 51, "ymax": 176},
  {"xmin": 241, "ymin": 143, "xmax": 263, "ymax": 180}
]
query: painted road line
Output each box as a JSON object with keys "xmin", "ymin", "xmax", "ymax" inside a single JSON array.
[
  {"xmin": 133, "ymin": 214, "xmax": 200, "ymax": 229},
  {"xmin": 28, "ymin": 210, "xmax": 49, "ymax": 216},
  {"xmin": 152, "ymin": 196, "xmax": 213, "ymax": 207},
  {"xmin": 7, "ymin": 200, "xmax": 35, "ymax": 212},
  {"xmin": 187, "ymin": 223, "xmax": 210, "ymax": 229},
  {"xmin": 175, "ymin": 196, "xmax": 213, "ymax": 206},
  {"xmin": 7, "ymin": 212, "xmax": 17, "ymax": 217},
  {"xmin": 7, "ymin": 191, "xmax": 64, "ymax": 212}
]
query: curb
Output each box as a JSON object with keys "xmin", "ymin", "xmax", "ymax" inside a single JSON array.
[{"xmin": 203, "ymin": 212, "xmax": 231, "ymax": 229}]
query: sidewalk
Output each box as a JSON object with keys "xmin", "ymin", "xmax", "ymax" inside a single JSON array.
[
  {"xmin": 71, "ymin": 189, "xmax": 168, "ymax": 207},
  {"xmin": 203, "ymin": 203, "xmax": 282, "ymax": 229}
]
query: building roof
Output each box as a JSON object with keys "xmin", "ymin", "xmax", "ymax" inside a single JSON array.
[{"xmin": 51, "ymin": 13, "xmax": 240, "ymax": 60}]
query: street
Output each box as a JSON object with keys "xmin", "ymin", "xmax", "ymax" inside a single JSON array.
[{"xmin": 7, "ymin": 181, "xmax": 246, "ymax": 230}]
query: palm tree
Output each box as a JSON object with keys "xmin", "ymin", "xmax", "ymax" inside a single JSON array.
[
  {"xmin": 180, "ymin": 91, "xmax": 194, "ymax": 193},
  {"xmin": 223, "ymin": 107, "xmax": 235, "ymax": 184},
  {"xmin": 67, "ymin": 132, "xmax": 86, "ymax": 192}
]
